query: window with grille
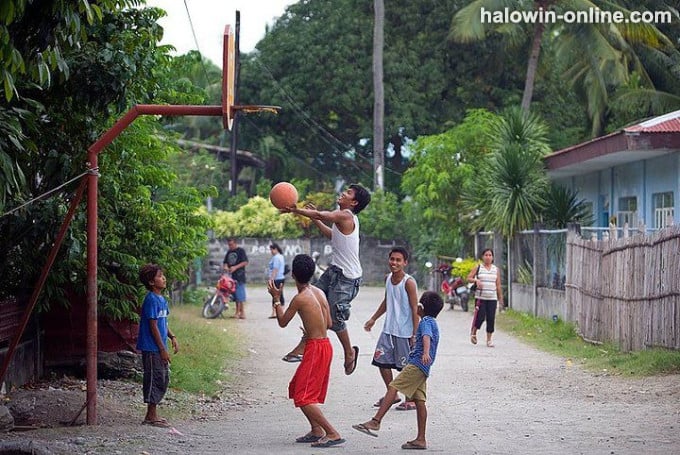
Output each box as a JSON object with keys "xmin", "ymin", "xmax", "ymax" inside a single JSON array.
[
  {"xmin": 652, "ymin": 192, "xmax": 674, "ymax": 229},
  {"xmin": 617, "ymin": 196, "xmax": 637, "ymax": 228}
]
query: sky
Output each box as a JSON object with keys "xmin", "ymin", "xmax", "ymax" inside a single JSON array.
[{"xmin": 144, "ymin": 1, "xmax": 295, "ymax": 67}]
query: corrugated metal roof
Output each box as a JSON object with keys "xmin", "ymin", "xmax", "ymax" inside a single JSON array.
[{"xmin": 625, "ymin": 109, "xmax": 680, "ymax": 132}]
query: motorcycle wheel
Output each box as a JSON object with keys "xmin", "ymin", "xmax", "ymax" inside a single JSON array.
[
  {"xmin": 460, "ymin": 295, "xmax": 469, "ymax": 312},
  {"xmin": 202, "ymin": 293, "xmax": 226, "ymax": 319}
]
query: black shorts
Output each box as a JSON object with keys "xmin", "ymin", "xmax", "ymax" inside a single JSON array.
[{"xmin": 141, "ymin": 351, "xmax": 169, "ymax": 405}]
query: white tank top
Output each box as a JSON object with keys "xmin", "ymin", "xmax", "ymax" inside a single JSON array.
[
  {"xmin": 476, "ymin": 264, "xmax": 498, "ymax": 301},
  {"xmin": 330, "ymin": 210, "xmax": 362, "ymax": 279},
  {"xmin": 383, "ymin": 273, "xmax": 416, "ymax": 338}
]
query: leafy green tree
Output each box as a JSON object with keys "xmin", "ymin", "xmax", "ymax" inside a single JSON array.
[
  {"xmin": 358, "ymin": 189, "xmax": 403, "ymax": 240},
  {"xmin": 401, "ymin": 109, "xmax": 497, "ymax": 256},
  {"xmin": 0, "ymin": 4, "xmax": 215, "ymax": 320},
  {"xmin": 238, "ymin": 0, "xmax": 499, "ymax": 192}
]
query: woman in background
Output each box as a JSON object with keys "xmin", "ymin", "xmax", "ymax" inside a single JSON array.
[
  {"xmin": 268, "ymin": 243, "xmax": 286, "ymax": 318},
  {"xmin": 468, "ymin": 249, "xmax": 504, "ymax": 347}
]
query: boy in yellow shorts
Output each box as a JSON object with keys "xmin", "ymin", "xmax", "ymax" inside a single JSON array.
[{"xmin": 353, "ymin": 291, "xmax": 443, "ymax": 450}]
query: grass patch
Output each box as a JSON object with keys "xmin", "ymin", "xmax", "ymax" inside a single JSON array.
[
  {"xmin": 496, "ymin": 310, "xmax": 680, "ymax": 376},
  {"xmin": 167, "ymin": 289, "xmax": 244, "ymax": 395}
]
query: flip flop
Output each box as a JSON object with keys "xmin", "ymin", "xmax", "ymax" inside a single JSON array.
[
  {"xmin": 486, "ymin": 341, "xmax": 495, "ymax": 348},
  {"xmin": 344, "ymin": 346, "xmax": 359, "ymax": 375},
  {"xmin": 141, "ymin": 418, "xmax": 170, "ymax": 428},
  {"xmin": 282, "ymin": 354, "xmax": 303, "ymax": 362},
  {"xmin": 310, "ymin": 437, "xmax": 346, "ymax": 448},
  {"xmin": 401, "ymin": 440, "xmax": 427, "ymax": 450},
  {"xmin": 295, "ymin": 433, "xmax": 324, "ymax": 443},
  {"xmin": 352, "ymin": 423, "xmax": 378, "ymax": 437},
  {"xmin": 395, "ymin": 401, "xmax": 416, "ymax": 411},
  {"xmin": 373, "ymin": 396, "xmax": 401, "ymax": 407},
  {"xmin": 470, "ymin": 334, "xmax": 477, "ymax": 345}
]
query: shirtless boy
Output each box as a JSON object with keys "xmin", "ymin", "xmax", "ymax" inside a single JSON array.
[{"xmin": 268, "ymin": 254, "xmax": 345, "ymax": 448}]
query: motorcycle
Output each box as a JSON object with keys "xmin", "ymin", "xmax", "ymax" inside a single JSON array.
[
  {"xmin": 202, "ymin": 272, "xmax": 236, "ymax": 319},
  {"xmin": 437, "ymin": 264, "xmax": 470, "ymax": 312}
]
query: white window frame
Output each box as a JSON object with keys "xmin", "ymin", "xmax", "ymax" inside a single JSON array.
[
  {"xmin": 617, "ymin": 196, "xmax": 637, "ymax": 228},
  {"xmin": 652, "ymin": 191, "xmax": 674, "ymax": 229}
]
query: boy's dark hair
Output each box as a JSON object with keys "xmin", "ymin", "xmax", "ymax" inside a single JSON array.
[
  {"xmin": 420, "ymin": 291, "xmax": 444, "ymax": 318},
  {"xmin": 292, "ymin": 254, "xmax": 315, "ymax": 284},
  {"xmin": 139, "ymin": 264, "xmax": 162, "ymax": 290},
  {"xmin": 389, "ymin": 246, "xmax": 409, "ymax": 261},
  {"xmin": 349, "ymin": 183, "xmax": 371, "ymax": 214}
]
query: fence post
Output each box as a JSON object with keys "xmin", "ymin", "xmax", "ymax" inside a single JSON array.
[{"xmin": 532, "ymin": 223, "xmax": 545, "ymax": 317}]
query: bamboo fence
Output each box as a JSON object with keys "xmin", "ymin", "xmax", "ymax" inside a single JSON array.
[{"xmin": 566, "ymin": 224, "xmax": 680, "ymax": 351}]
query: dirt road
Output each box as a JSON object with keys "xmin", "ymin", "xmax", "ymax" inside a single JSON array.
[{"xmin": 3, "ymin": 285, "xmax": 679, "ymax": 454}]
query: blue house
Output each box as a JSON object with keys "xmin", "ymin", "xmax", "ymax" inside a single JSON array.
[{"xmin": 545, "ymin": 110, "xmax": 680, "ymax": 231}]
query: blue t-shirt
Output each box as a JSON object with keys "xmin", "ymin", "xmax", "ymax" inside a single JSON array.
[
  {"xmin": 268, "ymin": 253, "xmax": 285, "ymax": 280},
  {"xmin": 136, "ymin": 292, "xmax": 169, "ymax": 353},
  {"xmin": 408, "ymin": 316, "xmax": 439, "ymax": 376}
]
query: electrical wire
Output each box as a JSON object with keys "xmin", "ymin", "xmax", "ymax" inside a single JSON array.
[{"xmin": 182, "ymin": 0, "xmax": 212, "ymax": 85}]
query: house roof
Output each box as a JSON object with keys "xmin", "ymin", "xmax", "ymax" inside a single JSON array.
[
  {"xmin": 545, "ymin": 110, "xmax": 680, "ymax": 179},
  {"xmin": 624, "ymin": 109, "xmax": 680, "ymax": 133}
]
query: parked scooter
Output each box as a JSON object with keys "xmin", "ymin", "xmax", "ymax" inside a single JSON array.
[
  {"xmin": 202, "ymin": 271, "xmax": 236, "ymax": 319},
  {"xmin": 437, "ymin": 263, "xmax": 470, "ymax": 312}
]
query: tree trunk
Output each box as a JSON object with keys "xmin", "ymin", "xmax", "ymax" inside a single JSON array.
[
  {"xmin": 372, "ymin": 0, "xmax": 385, "ymax": 191},
  {"xmin": 520, "ymin": 22, "xmax": 544, "ymax": 113}
]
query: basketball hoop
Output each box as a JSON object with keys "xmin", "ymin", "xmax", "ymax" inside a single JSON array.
[{"xmin": 222, "ymin": 25, "xmax": 280, "ymax": 131}]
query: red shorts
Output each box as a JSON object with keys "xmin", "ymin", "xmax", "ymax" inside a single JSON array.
[{"xmin": 289, "ymin": 337, "xmax": 332, "ymax": 407}]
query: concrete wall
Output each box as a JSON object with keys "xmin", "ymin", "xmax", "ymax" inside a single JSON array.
[
  {"xmin": 203, "ymin": 237, "xmax": 422, "ymax": 287},
  {"xmin": 511, "ymin": 283, "xmax": 566, "ymax": 320}
]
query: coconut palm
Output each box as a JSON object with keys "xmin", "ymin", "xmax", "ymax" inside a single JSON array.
[{"xmin": 451, "ymin": 0, "xmax": 676, "ymax": 135}]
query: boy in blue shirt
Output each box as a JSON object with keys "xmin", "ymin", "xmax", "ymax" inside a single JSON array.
[
  {"xmin": 353, "ymin": 290, "xmax": 443, "ymax": 450},
  {"xmin": 137, "ymin": 264, "xmax": 179, "ymax": 427}
]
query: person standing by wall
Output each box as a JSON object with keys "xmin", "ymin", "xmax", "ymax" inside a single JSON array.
[
  {"xmin": 223, "ymin": 237, "xmax": 249, "ymax": 319},
  {"xmin": 364, "ymin": 247, "xmax": 419, "ymax": 411},
  {"xmin": 280, "ymin": 184, "xmax": 371, "ymax": 375},
  {"xmin": 268, "ymin": 242, "xmax": 286, "ymax": 318},
  {"xmin": 468, "ymin": 248, "xmax": 504, "ymax": 347}
]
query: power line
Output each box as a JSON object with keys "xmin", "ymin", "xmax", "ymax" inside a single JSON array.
[{"xmin": 182, "ymin": 0, "xmax": 211, "ymax": 85}]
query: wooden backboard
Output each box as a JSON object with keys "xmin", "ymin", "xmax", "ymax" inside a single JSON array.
[{"xmin": 222, "ymin": 25, "xmax": 236, "ymax": 130}]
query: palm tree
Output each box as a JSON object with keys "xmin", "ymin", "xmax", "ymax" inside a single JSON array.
[
  {"xmin": 542, "ymin": 184, "xmax": 594, "ymax": 229},
  {"xmin": 464, "ymin": 107, "xmax": 550, "ymax": 237},
  {"xmin": 451, "ymin": 0, "xmax": 675, "ymax": 135}
]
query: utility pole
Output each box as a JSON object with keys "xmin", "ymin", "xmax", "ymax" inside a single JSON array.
[{"xmin": 372, "ymin": 0, "xmax": 385, "ymax": 191}]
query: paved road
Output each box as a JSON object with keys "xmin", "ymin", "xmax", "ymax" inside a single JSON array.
[{"xmin": 168, "ymin": 285, "xmax": 680, "ymax": 454}]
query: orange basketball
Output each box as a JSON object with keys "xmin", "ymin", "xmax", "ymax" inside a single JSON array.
[{"xmin": 269, "ymin": 182, "xmax": 298, "ymax": 209}]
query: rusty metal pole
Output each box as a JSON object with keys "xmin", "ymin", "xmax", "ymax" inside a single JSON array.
[
  {"xmin": 85, "ymin": 149, "xmax": 99, "ymax": 424},
  {"xmin": 84, "ymin": 104, "xmax": 222, "ymax": 424}
]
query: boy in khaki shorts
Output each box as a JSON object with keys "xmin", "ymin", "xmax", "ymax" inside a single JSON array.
[{"xmin": 353, "ymin": 291, "xmax": 443, "ymax": 450}]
